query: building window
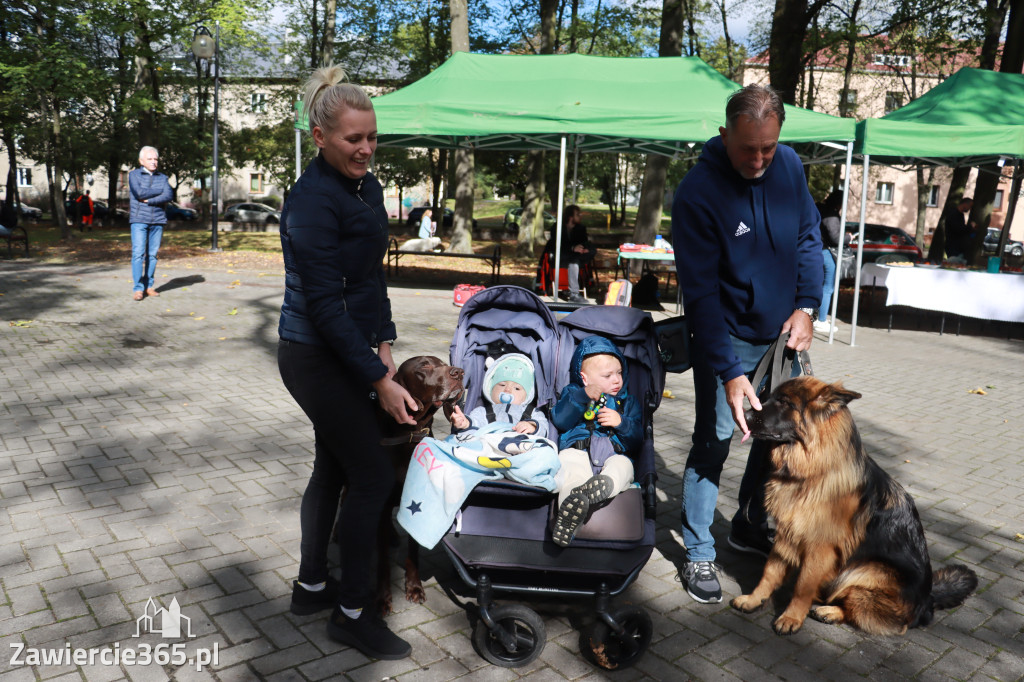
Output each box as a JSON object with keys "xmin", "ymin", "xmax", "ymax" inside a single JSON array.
[
  {"xmin": 875, "ymin": 182, "xmax": 894, "ymax": 204},
  {"xmin": 16, "ymin": 167, "xmax": 32, "ymax": 187},
  {"xmin": 249, "ymin": 173, "xmax": 263, "ymax": 194},
  {"xmin": 927, "ymin": 186, "xmax": 939, "ymax": 207},
  {"xmin": 251, "ymin": 92, "xmax": 266, "ymax": 113},
  {"xmin": 994, "ymin": 189, "xmax": 1004, "ymax": 209},
  {"xmin": 839, "ymin": 89, "xmax": 858, "ymax": 117},
  {"xmin": 873, "ymin": 54, "xmax": 911, "ymax": 68},
  {"xmin": 884, "ymin": 92, "xmax": 903, "ymax": 114}
]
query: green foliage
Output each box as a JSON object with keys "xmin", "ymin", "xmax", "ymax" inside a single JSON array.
[{"xmin": 224, "ymin": 118, "xmax": 300, "ymax": 198}]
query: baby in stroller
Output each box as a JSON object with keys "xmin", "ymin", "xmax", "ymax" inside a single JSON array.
[
  {"xmin": 550, "ymin": 336, "xmax": 642, "ymax": 547},
  {"xmin": 450, "ymin": 353, "xmax": 550, "ymax": 437}
]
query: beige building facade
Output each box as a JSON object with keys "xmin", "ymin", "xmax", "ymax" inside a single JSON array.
[{"xmin": 741, "ymin": 50, "xmax": 1022, "ymax": 243}]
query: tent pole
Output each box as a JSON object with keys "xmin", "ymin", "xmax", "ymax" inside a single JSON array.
[
  {"xmin": 572, "ymin": 136, "xmax": 580, "ymax": 204},
  {"xmin": 552, "ymin": 135, "xmax": 568, "ymax": 301},
  {"xmin": 850, "ymin": 154, "xmax": 870, "ymax": 347},
  {"xmin": 295, "ymin": 128, "xmax": 301, "ymax": 182},
  {"xmin": 828, "ymin": 142, "xmax": 854, "ymax": 345}
]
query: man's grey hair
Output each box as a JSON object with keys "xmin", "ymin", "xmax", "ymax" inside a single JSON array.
[
  {"xmin": 139, "ymin": 146, "xmax": 158, "ymax": 161},
  {"xmin": 725, "ymin": 84, "xmax": 786, "ymax": 129}
]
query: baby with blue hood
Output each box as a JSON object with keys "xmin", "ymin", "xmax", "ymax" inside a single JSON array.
[{"xmin": 450, "ymin": 353, "xmax": 550, "ymax": 438}]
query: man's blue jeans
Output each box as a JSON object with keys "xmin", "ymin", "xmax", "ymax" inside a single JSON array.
[
  {"xmin": 819, "ymin": 248, "xmax": 836, "ymax": 321},
  {"xmin": 131, "ymin": 222, "xmax": 164, "ymax": 292},
  {"xmin": 681, "ymin": 335, "xmax": 799, "ymax": 562}
]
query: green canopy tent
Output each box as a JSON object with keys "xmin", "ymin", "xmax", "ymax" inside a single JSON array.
[
  {"xmin": 296, "ymin": 53, "xmax": 857, "ymax": 302},
  {"xmin": 848, "ymin": 68, "xmax": 1024, "ymax": 343}
]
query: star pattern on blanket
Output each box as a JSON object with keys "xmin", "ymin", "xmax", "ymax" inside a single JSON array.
[{"xmin": 406, "ymin": 500, "xmax": 422, "ymax": 515}]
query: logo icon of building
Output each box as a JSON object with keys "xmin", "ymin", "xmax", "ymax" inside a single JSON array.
[{"xmin": 134, "ymin": 597, "xmax": 195, "ymax": 639}]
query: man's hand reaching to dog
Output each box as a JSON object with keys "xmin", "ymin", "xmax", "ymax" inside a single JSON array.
[
  {"xmin": 726, "ymin": 375, "xmax": 760, "ymax": 442},
  {"xmin": 728, "ymin": 310, "xmax": 814, "ymax": 441}
]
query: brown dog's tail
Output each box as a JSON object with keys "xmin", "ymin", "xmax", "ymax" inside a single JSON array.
[{"xmin": 932, "ymin": 565, "xmax": 979, "ymax": 610}]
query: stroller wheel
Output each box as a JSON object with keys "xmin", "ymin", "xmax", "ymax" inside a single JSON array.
[
  {"xmin": 580, "ymin": 605, "xmax": 652, "ymax": 670},
  {"xmin": 472, "ymin": 604, "xmax": 546, "ymax": 667}
]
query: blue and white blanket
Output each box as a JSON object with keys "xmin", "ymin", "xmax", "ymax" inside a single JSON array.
[{"xmin": 397, "ymin": 422, "xmax": 560, "ymax": 549}]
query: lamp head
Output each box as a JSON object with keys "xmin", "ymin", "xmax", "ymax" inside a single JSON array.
[{"xmin": 191, "ymin": 29, "xmax": 215, "ymax": 59}]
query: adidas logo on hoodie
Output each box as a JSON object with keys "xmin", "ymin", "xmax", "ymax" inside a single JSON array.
[{"xmin": 734, "ymin": 221, "xmax": 751, "ymax": 237}]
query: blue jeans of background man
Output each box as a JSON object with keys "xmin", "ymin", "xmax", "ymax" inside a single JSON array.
[
  {"xmin": 819, "ymin": 248, "xmax": 836, "ymax": 321},
  {"xmin": 681, "ymin": 335, "xmax": 799, "ymax": 563},
  {"xmin": 130, "ymin": 222, "xmax": 164, "ymax": 292}
]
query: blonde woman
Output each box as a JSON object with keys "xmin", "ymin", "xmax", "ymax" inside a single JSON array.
[{"xmin": 277, "ymin": 66, "xmax": 416, "ymax": 660}]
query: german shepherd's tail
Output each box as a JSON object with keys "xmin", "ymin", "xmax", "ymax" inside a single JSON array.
[{"xmin": 932, "ymin": 565, "xmax": 979, "ymax": 610}]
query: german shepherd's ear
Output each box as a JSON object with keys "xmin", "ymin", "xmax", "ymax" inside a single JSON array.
[{"xmin": 824, "ymin": 381, "xmax": 862, "ymax": 406}]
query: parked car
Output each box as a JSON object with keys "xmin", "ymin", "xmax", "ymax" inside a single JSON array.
[
  {"xmin": 165, "ymin": 201, "xmax": 199, "ymax": 221},
  {"xmin": 404, "ymin": 205, "xmax": 478, "ymax": 231},
  {"xmin": 843, "ymin": 222, "xmax": 923, "ymax": 264},
  {"xmin": 92, "ymin": 201, "xmax": 128, "ymax": 221},
  {"xmin": 63, "ymin": 195, "xmax": 129, "ymax": 222},
  {"xmin": 982, "ymin": 227, "xmax": 1024, "ymax": 257},
  {"xmin": 17, "ymin": 204, "xmax": 43, "ymax": 221},
  {"xmin": 503, "ymin": 206, "xmax": 556, "ymax": 234},
  {"xmin": 224, "ymin": 202, "xmax": 280, "ymax": 224}
]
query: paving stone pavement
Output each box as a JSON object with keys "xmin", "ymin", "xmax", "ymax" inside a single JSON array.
[{"xmin": 1, "ymin": 260, "xmax": 1022, "ymax": 681}]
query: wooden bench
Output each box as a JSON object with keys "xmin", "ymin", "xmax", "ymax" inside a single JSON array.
[
  {"xmin": 386, "ymin": 237, "xmax": 501, "ymax": 284},
  {"xmin": 1, "ymin": 225, "xmax": 29, "ymax": 258}
]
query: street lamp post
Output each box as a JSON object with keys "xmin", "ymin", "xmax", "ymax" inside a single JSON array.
[{"xmin": 191, "ymin": 23, "xmax": 221, "ymax": 252}]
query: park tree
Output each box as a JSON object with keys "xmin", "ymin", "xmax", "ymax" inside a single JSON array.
[
  {"xmin": 631, "ymin": 0, "xmax": 683, "ymax": 269},
  {"xmin": 448, "ymin": 0, "xmax": 475, "ymax": 254}
]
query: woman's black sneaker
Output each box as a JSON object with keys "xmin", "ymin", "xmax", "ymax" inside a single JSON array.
[
  {"xmin": 326, "ymin": 607, "xmax": 411, "ymax": 660},
  {"xmin": 290, "ymin": 577, "xmax": 341, "ymax": 616}
]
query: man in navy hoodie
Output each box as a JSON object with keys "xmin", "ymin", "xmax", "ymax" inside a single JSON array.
[{"xmin": 671, "ymin": 85, "xmax": 822, "ymax": 604}]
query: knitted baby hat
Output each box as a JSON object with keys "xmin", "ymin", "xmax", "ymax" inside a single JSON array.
[{"xmin": 482, "ymin": 353, "xmax": 536, "ymax": 405}]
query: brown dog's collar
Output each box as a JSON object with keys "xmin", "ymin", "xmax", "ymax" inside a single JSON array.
[{"xmin": 380, "ymin": 427, "xmax": 431, "ymax": 447}]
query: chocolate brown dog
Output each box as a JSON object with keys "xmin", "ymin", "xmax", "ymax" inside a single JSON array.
[
  {"xmin": 376, "ymin": 355, "xmax": 464, "ymax": 615},
  {"xmin": 730, "ymin": 376, "xmax": 977, "ymax": 635}
]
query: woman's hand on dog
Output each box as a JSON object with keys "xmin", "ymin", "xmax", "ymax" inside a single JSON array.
[{"xmin": 374, "ymin": 375, "xmax": 418, "ymax": 425}]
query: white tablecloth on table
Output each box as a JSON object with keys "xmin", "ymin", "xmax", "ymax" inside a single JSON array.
[{"xmin": 861, "ymin": 263, "xmax": 1024, "ymax": 323}]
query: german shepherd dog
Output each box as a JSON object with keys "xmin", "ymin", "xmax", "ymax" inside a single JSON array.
[
  {"xmin": 375, "ymin": 356, "xmax": 464, "ymax": 615},
  {"xmin": 731, "ymin": 376, "xmax": 977, "ymax": 635}
]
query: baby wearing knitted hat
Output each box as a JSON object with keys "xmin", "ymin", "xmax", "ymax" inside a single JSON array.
[{"xmin": 451, "ymin": 353, "xmax": 549, "ymax": 436}]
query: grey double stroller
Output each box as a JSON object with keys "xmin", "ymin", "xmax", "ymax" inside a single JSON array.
[{"xmin": 444, "ymin": 285, "xmax": 666, "ymax": 670}]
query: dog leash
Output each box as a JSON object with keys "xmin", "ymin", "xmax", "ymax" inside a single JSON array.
[
  {"xmin": 749, "ymin": 331, "xmax": 813, "ymax": 399},
  {"xmin": 379, "ymin": 427, "xmax": 431, "ymax": 447}
]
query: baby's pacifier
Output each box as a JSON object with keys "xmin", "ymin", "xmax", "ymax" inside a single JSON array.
[{"xmin": 498, "ymin": 392, "xmax": 514, "ymax": 404}]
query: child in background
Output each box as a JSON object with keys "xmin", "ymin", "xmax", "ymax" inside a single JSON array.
[
  {"xmin": 450, "ymin": 353, "xmax": 549, "ymax": 437},
  {"xmin": 550, "ymin": 336, "xmax": 642, "ymax": 546}
]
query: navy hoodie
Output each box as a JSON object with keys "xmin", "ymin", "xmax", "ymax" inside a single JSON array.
[{"xmin": 671, "ymin": 135, "xmax": 822, "ymax": 382}]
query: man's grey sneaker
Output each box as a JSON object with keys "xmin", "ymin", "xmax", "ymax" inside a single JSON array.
[
  {"xmin": 568, "ymin": 294, "xmax": 589, "ymax": 304},
  {"xmin": 326, "ymin": 607, "xmax": 411, "ymax": 660},
  {"xmin": 681, "ymin": 561, "xmax": 722, "ymax": 604},
  {"xmin": 727, "ymin": 526, "xmax": 775, "ymax": 558},
  {"xmin": 290, "ymin": 577, "xmax": 342, "ymax": 616}
]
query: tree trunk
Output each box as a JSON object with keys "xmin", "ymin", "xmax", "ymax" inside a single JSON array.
[
  {"xmin": 448, "ymin": 0, "xmax": 474, "ymax": 253},
  {"xmin": 518, "ymin": 0, "xmax": 559, "ymax": 258},
  {"xmin": 913, "ymin": 166, "xmax": 935, "ymax": 249},
  {"xmin": 320, "ymin": 0, "xmax": 337, "ymax": 67},
  {"xmin": 928, "ymin": 166, "xmax": 972, "ymax": 261},
  {"xmin": 631, "ymin": 0, "xmax": 683, "ymax": 261},
  {"xmin": 768, "ymin": 0, "xmax": 809, "ymax": 103},
  {"xmin": 517, "ymin": 150, "xmax": 546, "ymax": 258}
]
